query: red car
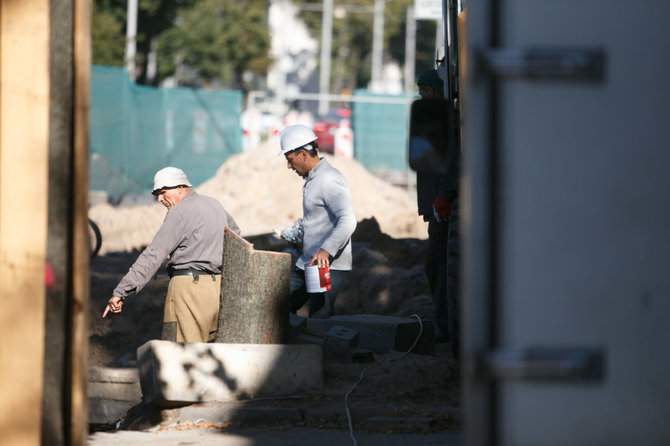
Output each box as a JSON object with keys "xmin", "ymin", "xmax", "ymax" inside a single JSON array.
[{"xmin": 313, "ymin": 108, "xmax": 352, "ymax": 154}]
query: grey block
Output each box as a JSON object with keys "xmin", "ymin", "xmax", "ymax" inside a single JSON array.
[
  {"xmin": 89, "ymin": 399, "xmax": 139, "ymax": 426},
  {"xmin": 306, "ymin": 314, "xmax": 434, "ymax": 355},
  {"xmin": 137, "ymin": 340, "xmax": 323, "ymax": 407},
  {"xmin": 322, "ymin": 325, "xmax": 360, "ymax": 361},
  {"xmin": 88, "ymin": 367, "xmax": 142, "ymax": 425}
]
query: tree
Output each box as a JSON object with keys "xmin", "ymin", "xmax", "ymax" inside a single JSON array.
[
  {"xmin": 91, "ymin": 0, "xmax": 270, "ymax": 89},
  {"xmin": 91, "ymin": 0, "xmax": 195, "ymax": 83},
  {"xmin": 91, "ymin": 0, "xmax": 126, "ymax": 66},
  {"xmin": 157, "ymin": 0, "xmax": 272, "ymax": 90}
]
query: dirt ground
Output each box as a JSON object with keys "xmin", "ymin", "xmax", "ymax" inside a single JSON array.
[
  {"xmin": 88, "ymin": 144, "xmax": 461, "ymax": 438},
  {"xmin": 89, "ymin": 217, "xmax": 461, "ymax": 438}
]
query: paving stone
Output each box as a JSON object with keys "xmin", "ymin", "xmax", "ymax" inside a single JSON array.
[{"xmin": 137, "ymin": 340, "xmax": 323, "ymax": 407}]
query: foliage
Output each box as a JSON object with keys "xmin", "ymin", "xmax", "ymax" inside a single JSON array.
[
  {"xmin": 157, "ymin": 0, "xmax": 272, "ymax": 89},
  {"xmin": 91, "ymin": 0, "xmax": 271, "ymax": 89},
  {"xmin": 91, "ymin": 0, "xmax": 126, "ymax": 66},
  {"xmin": 91, "ymin": 0, "xmax": 437, "ymax": 91}
]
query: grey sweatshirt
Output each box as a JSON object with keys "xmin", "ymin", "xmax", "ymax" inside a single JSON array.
[
  {"xmin": 298, "ymin": 158, "xmax": 356, "ymax": 271},
  {"xmin": 112, "ymin": 191, "xmax": 240, "ymax": 298}
]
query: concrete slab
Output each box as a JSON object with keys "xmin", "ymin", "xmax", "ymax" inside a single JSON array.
[
  {"xmin": 305, "ymin": 314, "xmax": 435, "ymax": 355},
  {"xmin": 137, "ymin": 340, "xmax": 323, "ymax": 407}
]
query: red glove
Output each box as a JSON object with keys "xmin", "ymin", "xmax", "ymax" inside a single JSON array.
[{"xmin": 432, "ymin": 197, "xmax": 452, "ymax": 222}]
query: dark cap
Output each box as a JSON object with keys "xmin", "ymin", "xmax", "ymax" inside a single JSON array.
[{"xmin": 417, "ymin": 69, "xmax": 444, "ymax": 91}]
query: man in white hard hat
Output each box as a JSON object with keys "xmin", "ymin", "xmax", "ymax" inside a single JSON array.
[
  {"xmin": 102, "ymin": 167, "xmax": 241, "ymax": 343},
  {"xmin": 278, "ymin": 124, "xmax": 357, "ymax": 318}
]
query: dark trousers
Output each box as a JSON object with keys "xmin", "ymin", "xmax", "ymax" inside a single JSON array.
[
  {"xmin": 446, "ymin": 198, "xmax": 460, "ymax": 359},
  {"xmin": 426, "ymin": 218, "xmax": 450, "ymax": 339},
  {"xmin": 290, "ymin": 266, "xmax": 347, "ymax": 318}
]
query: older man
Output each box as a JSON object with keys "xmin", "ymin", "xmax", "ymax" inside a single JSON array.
[
  {"xmin": 102, "ymin": 167, "xmax": 240, "ymax": 342},
  {"xmin": 279, "ymin": 124, "xmax": 357, "ymax": 318}
]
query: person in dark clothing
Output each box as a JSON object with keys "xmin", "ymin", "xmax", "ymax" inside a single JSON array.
[{"xmin": 414, "ymin": 69, "xmax": 459, "ymax": 352}]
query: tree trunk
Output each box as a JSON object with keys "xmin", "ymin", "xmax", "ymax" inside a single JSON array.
[{"xmin": 216, "ymin": 229, "xmax": 291, "ymax": 344}]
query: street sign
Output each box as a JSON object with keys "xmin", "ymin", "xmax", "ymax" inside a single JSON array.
[{"xmin": 414, "ymin": 0, "xmax": 442, "ymax": 20}]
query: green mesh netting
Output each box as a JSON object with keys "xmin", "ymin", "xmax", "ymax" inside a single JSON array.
[
  {"xmin": 89, "ymin": 66, "xmax": 242, "ymax": 199},
  {"xmin": 352, "ymin": 90, "xmax": 410, "ymax": 172}
]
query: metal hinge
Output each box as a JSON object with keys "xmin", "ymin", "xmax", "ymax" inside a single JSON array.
[
  {"xmin": 480, "ymin": 47, "xmax": 606, "ymax": 81},
  {"xmin": 481, "ymin": 348, "xmax": 605, "ymax": 381}
]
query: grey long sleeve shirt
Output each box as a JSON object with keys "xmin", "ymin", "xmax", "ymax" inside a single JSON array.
[
  {"xmin": 298, "ymin": 158, "xmax": 356, "ymax": 271},
  {"xmin": 112, "ymin": 191, "xmax": 240, "ymax": 298}
]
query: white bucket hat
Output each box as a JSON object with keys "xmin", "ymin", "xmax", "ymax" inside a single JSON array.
[{"xmin": 152, "ymin": 167, "xmax": 192, "ymax": 195}]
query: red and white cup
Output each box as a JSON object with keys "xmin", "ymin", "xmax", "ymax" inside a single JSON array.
[{"xmin": 305, "ymin": 264, "xmax": 332, "ymax": 293}]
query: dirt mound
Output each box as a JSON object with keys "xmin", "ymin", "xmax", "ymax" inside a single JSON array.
[{"xmin": 89, "ymin": 140, "xmax": 426, "ymax": 255}]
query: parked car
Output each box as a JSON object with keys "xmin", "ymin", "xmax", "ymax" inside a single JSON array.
[{"xmin": 313, "ymin": 108, "xmax": 352, "ymax": 154}]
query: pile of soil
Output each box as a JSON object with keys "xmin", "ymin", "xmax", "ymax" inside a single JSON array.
[{"xmin": 89, "ymin": 140, "xmax": 427, "ymax": 255}]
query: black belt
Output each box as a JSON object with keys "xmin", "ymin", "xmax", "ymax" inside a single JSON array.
[{"xmin": 168, "ymin": 268, "xmax": 219, "ymax": 281}]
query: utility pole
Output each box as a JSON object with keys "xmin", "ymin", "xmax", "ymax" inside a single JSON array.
[
  {"xmin": 319, "ymin": 0, "xmax": 333, "ymax": 116},
  {"xmin": 125, "ymin": 0, "xmax": 138, "ymax": 81},
  {"xmin": 404, "ymin": 6, "xmax": 416, "ymax": 95},
  {"xmin": 370, "ymin": 0, "xmax": 385, "ymax": 92}
]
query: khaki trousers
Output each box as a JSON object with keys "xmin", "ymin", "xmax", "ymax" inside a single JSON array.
[{"xmin": 162, "ymin": 274, "xmax": 221, "ymax": 342}]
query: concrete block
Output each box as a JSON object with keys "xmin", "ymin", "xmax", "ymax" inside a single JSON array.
[
  {"xmin": 137, "ymin": 340, "xmax": 323, "ymax": 407},
  {"xmin": 88, "ymin": 367, "xmax": 142, "ymax": 425},
  {"xmin": 306, "ymin": 314, "xmax": 435, "ymax": 355},
  {"xmin": 322, "ymin": 325, "xmax": 359, "ymax": 362}
]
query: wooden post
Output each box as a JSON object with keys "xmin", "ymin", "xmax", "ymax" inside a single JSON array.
[
  {"xmin": 71, "ymin": 1, "xmax": 92, "ymax": 444},
  {"xmin": 216, "ymin": 229, "xmax": 292, "ymax": 344},
  {"xmin": 0, "ymin": 1, "xmax": 90, "ymax": 445},
  {"xmin": 0, "ymin": 1, "xmax": 50, "ymax": 445}
]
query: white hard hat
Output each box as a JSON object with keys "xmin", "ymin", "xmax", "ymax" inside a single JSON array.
[
  {"xmin": 278, "ymin": 124, "xmax": 317, "ymax": 156},
  {"xmin": 152, "ymin": 167, "xmax": 192, "ymax": 195}
]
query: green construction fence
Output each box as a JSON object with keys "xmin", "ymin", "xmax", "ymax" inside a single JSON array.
[
  {"xmin": 351, "ymin": 90, "xmax": 411, "ymax": 172},
  {"xmin": 89, "ymin": 67, "xmax": 411, "ymax": 200},
  {"xmin": 89, "ymin": 66, "xmax": 243, "ymax": 199}
]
